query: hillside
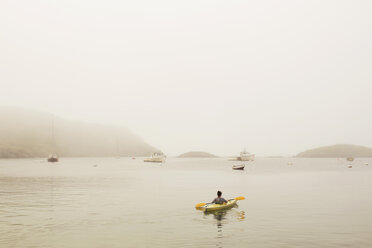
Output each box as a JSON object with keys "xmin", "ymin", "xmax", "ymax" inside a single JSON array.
[
  {"xmin": 178, "ymin": 151, "xmax": 217, "ymax": 158},
  {"xmin": 0, "ymin": 106, "xmax": 158, "ymax": 158},
  {"xmin": 296, "ymin": 144, "xmax": 372, "ymax": 158}
]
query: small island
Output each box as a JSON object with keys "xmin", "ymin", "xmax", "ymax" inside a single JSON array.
[
  {"xmin": 296, "ymin": 144, "xmax": 372, "ymax": 158},
  {"xmin": 178, "ymin": 151, "xmax": 217, "ymax": 158}
]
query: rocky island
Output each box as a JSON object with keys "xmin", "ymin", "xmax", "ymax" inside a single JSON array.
[{"xmin": 296, "ymin": 144, "xmax": 372, "ymax": 158}]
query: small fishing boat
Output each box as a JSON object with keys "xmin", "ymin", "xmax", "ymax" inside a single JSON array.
[
  {"xmin": 232, "ymin": 164, "xmax": 245, "ymax": 170},
  {"xmin": 346, "ymin": 157, "xmax": 354, "ymax": 162},
  {"xmin": 47, "ymin": 153, "xmax": 58, "ymax": 162}
]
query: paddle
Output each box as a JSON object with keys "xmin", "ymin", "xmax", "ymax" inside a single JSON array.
[
  {"xmin": 195, "ymin": 196, "xmax": 245, "ymax": 208},
  {"xmin": 232, "ymin": 196, "xmax": 245, "ymax": 201}
]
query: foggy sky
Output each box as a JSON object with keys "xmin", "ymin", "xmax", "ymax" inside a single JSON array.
[{"xmin": 1, "ymin": 0, "xmax": 371, "ymax": 156}]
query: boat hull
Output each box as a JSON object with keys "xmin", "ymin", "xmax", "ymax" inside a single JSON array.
[
  {"xmin": 144, "ymin": 157, "xmax": 165, "ymax": 163},
  {"xmin": 232, "ymin": 166, "xmax": 244, "ymax": 170},
  {"xmin": 143, "ymin": 159, "xmax": 164, "ymax": 163}
]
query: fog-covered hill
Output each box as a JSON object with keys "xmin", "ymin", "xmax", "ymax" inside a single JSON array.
[
  {"xmin": 0, "ymin": 106, "xmax": 158, "ymax": 158},
  {"xmin": 296, "ymin": 144, "xmax": 372, "ymax": 158}
]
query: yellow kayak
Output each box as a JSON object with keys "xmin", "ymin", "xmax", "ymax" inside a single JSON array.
[{"xmin": 199, "ymin": 199, "xmax": 237, "ymax": 212}]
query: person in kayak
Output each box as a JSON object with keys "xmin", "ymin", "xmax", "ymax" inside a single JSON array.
[{"xmin": 212, "ymin": 191, "xmax": 228, "ymax": 204}]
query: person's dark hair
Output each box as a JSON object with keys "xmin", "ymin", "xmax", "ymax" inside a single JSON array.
[{"xmin": 217, "ymin": 191, "xmax": 222, "ymax": 197}]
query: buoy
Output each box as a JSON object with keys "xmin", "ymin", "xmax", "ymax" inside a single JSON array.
[{"xmin": 348, "ymin": 164, "xmax": 352, "ymax": 168}]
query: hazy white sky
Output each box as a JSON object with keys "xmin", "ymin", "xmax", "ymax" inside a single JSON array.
[{"xmin": 1, "ymin": 0, "xmax": 371, "ymax": 156}]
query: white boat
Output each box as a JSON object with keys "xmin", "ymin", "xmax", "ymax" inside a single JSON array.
[
  {"xmin": 47, "ymin": 116, "xmax": 58, "ymax": 163},
  {"xmin": 232, "ymin": 163, "xmax": 245, "ymax": 170},
  {"xmin": 144, "ymin": 152, "xmax": 166, "ymax": 163},
  {"xmin": 238, "ymin": 149, "xmax": 255, "ymax": 161}
]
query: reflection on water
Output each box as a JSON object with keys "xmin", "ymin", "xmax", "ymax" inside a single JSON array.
[
  {"xmin": 205, "ymin": 210, "xmax": 227, "ymax": 248},
  {"xmin": 237, "ymin": 210, "xmax": 245, "ymax": 221},
  {"xmin": 203, "ymin": 206, "xmax": 246, "ymax": 248}
]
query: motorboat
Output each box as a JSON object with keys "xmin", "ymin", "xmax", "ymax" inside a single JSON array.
[
  {"xmin": 144, "ymin": 152, "xmax": 166, "ymax": 163},
  {"xmin": 238, "ymin": 149, "xmax": 255, "ymax": 161}
]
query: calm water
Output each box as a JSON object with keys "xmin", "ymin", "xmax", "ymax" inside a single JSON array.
[{"xmin": 1, "ymin": 157, "xmax": 372, "ymax": 248}]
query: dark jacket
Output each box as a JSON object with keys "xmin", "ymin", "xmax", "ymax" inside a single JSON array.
[{"xmin": 212, "ymin": 197, "xmax": 227, "ymax": 204}]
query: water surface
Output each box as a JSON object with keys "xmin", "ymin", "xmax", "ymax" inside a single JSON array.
[{"xmin": 1, "ymin": 157, "xmax": 371, "ymax": 247}]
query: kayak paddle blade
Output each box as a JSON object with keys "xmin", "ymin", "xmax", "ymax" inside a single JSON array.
[
  {"xmin": 195, "ymin": 202, "xmax": 206, "ymax": 208},
  {"xmin": 235, "ymin": 196, "xmax": 245, "ymax": 201}
]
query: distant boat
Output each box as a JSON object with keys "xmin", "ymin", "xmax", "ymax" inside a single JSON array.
[
  {"xmin": 346, "ymin": 157, "xmax": 354, "ymax": 162},
  {"xmin": 232, "ymin": 163, "xmax": 245, "ymax": 170},
  {"xmin": 47, "ymin": 153, "xmax": 58, "ymax": 163},
  {"xmin": 144, "ymin": 152, "xmax": 166, "ymax": 163},
  {"xmin": 348, "ymin": 164, "xmax": 352, "ymax": 168},
  {"xmin": 47, "ymin": 115, "xmax": 58, "ymax": 163},
  {"xmin": 237, "ymin": 149, "xmax": 255, "ymax": 161}
]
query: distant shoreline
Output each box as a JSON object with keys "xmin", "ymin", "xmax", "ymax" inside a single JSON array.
[{"xmin": 296, "ymin": 144, "xmax": 372, "ymax": 158}]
